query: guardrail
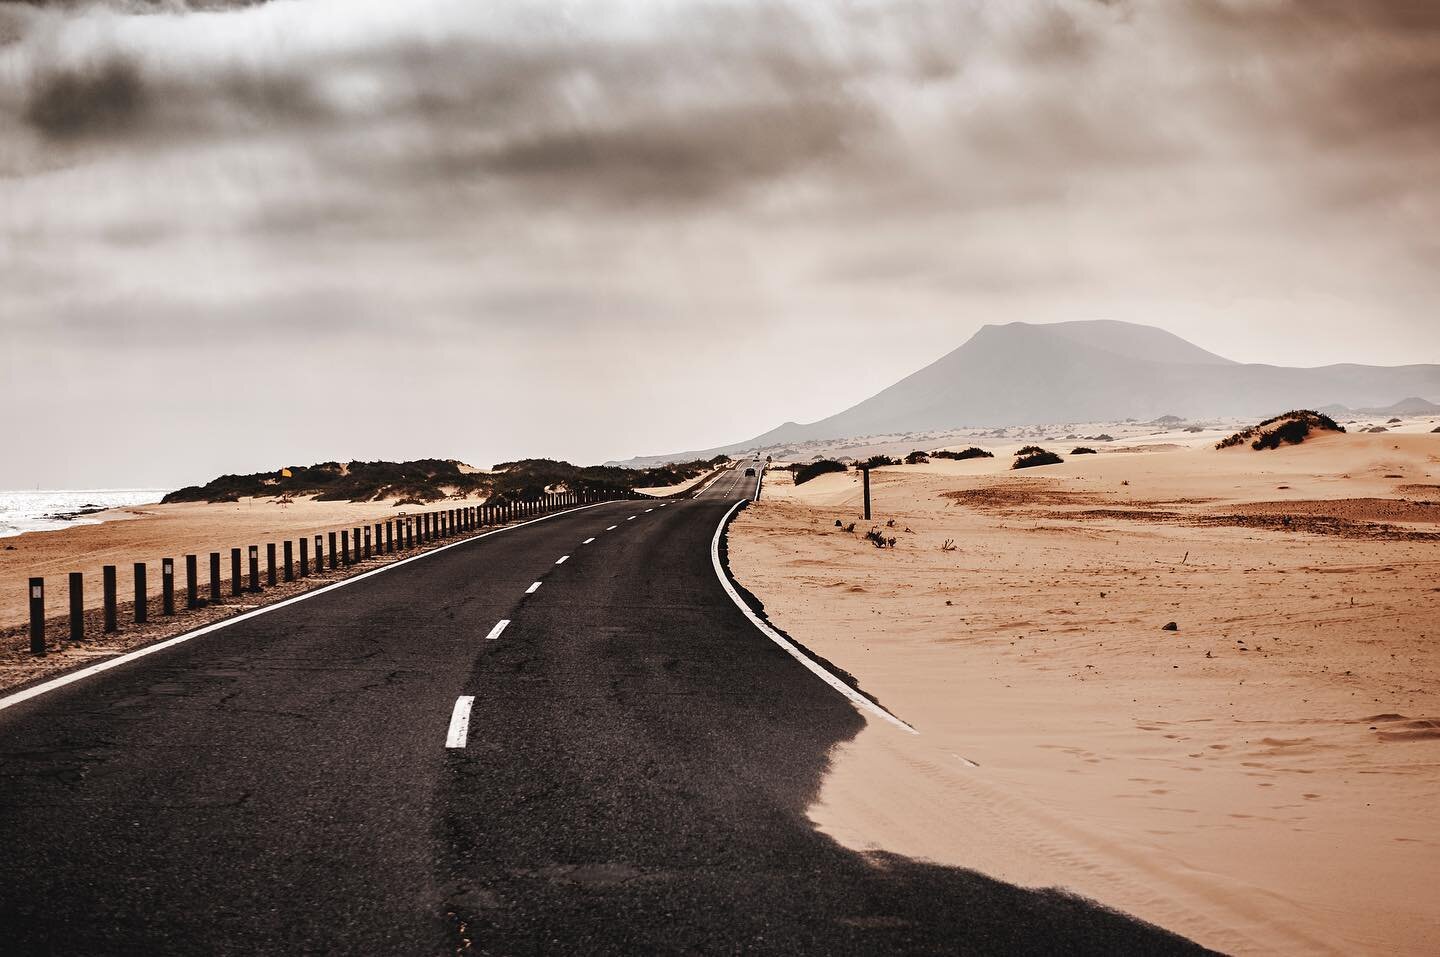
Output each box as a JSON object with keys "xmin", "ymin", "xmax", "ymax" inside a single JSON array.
[{"xmin": 15, "ymin": 487, "xmax": 642, "ymax": 657}]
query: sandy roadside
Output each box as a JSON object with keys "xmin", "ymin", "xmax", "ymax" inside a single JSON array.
[{"xmin": 729, "ymin": 430, "xmax": 1440, "ymax": 955}]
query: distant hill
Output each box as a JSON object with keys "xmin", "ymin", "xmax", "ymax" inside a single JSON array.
[
  {"xmin": 164, "ymin": 456, "xmax": 726, "ymax": 504},
  {"xmin": 1321, "ymin": 397, "xmax": 1440, "ymax": 417},
  {"xmin": 614, "ymin": 320, "xmax": 1440, "ymax": 465}
]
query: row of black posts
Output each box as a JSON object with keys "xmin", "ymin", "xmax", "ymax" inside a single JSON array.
[{"xmin": 23, "ymin": 488, "xmax": 638, "ymax": 657}]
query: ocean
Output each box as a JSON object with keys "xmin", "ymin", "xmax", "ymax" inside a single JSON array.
[{"xmin": 0, "ymin": 489, "xmax": 170, "ymax": 538}]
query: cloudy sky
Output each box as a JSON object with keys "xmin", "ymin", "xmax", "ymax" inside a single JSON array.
[{"xmin": 2, "ymin": 0, "xmax": 1437, "ymax": 489}]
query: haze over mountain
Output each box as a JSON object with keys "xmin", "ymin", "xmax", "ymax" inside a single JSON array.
[{"xmin": 618, "ymin": 320, "xmax": 1440, "ymax": 465}]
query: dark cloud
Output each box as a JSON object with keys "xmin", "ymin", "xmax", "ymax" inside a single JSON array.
[{"xmin": 25, "ymin": 58, "xmax": 144, "ymax": 137}]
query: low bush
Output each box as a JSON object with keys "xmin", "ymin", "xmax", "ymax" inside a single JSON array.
[
  {"xmin": 793, "ymin": 459, "xmax": 847, "ymax": 485},
  {"xmin": 1216, "ymin": 410, "xmax": 1345, "ymax": 451},
  {"xmin": 864, "ymin": 528, "xmax": 897, "ymax": 548},
  {"xmin": 1071, "ymin": 447, "xmax": 1098, "ymax": 455},
  {"xmin": 904, "ymin": 450, "xmax": 930, "ymax": 465},
  {"xmin": 1013, "ymin": 449, "xmax": 1064, "ymax": 469},
  {"xmin": 856, "ymin": 455, "xmax": 899, "ymax": 470},
  {"xmin": 930, "ymin": 447, "xmax": 993, "ymax": 461}
]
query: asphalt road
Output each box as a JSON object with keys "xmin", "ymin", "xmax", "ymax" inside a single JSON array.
[{"xmin": 0, "ymin": 461, "xmax": 1207, "ymax": 955}]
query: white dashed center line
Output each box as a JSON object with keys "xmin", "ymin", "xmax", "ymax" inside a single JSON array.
[
  {"xmin": 445, "ymin": 696, "xmax": 475, "ymax": 748},
  {"xmin": 607, "ymin": 525, "xmax": 618, "ymax": 531},
  {"xmin": 583, "ymin": 537, "xmax": 595, "ymax": 544},
  {"xmin": 627, "ymin": 515, "xmax": 636, "ymax": 521},
  {"xmin": 645, "ymin": 508, "xmax": 653, "ymax": 513},
  {"xmin": 526, "ymin": 581, "xmax": 542, "ymax": 594},
  {"xmin": 484, "ymin": 619, "xmax": 510, "ymax": 641},
  {"xmin": 556, "ymin": 555, "xmax": 569, "ymax": 565}
]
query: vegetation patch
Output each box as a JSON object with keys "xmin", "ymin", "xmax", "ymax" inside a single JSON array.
[
  {"xmin": 164, "ymin": 455, "xmax": 727, "ymax": 505},
  {"xmin": 1013, "ymin": 448, "xmax": 1064, "ymax": 469},
  {"xmin": 1071, "ymin": 447, "xmax": 1098, "ymax": 455},
  {"xmin": 1216, "ymin": 411, "xmax": 1345, "ymax": 451},
  {"xmin": 793, "ymin": 460, "xmax": 847, "ymax": 485},
  {"xmin": 930, "ymin": 447, "xmax": 994, "ymax": 461}
]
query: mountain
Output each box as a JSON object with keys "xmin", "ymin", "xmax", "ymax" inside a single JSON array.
[
  {"xmin": 615, "ymin": 320, "xmax": 1440, "ymax": 465},
  {"xmin": 1322, "ymin": 397, "xmax": 1440, "ymax": 417}
]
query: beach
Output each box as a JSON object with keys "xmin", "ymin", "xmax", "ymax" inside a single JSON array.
[{"xmin": 729, "ymin": 421, "xmax": 1440, "ymax": 954}]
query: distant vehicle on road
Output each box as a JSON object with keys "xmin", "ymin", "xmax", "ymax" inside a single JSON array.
[{"xmin": 744, "ymin": 468, "xmax": 756, "ymax": 476}]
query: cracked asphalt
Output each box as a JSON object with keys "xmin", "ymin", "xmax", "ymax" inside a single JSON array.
[{"xmin": 0, "ymin": 467, "xmax": 1208, "ymax": 955}]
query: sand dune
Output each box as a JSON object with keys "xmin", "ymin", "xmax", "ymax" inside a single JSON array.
[{"xmin": 730, "ymin": 428, "xmax": 1440, "ymax": 954}]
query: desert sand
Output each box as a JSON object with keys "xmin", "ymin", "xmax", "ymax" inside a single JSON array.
[{"xmin": 729, "ymin": 423, "xmax": 1440, "ymax": 955}]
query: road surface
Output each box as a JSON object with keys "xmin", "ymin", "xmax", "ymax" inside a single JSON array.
[{"xmin": 0, "ymin": 460, "xmax": 1205, "ymax": 954}]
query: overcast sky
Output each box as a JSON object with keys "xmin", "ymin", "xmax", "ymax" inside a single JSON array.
[{"xmin": 2, "ymin": 0, "xmax": 1437, "ymax": 489}]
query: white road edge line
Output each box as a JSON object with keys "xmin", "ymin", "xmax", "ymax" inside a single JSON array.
[
  {"xmin": 484, "ymin": 619, "xmax": 510, "ymax": 641},
  {"xmin": 526, "ymin": 581, "xmax": 542, "ymax": 594},
  {"xmin": 710, "ymin": 499, "xmax": 918, "ymax": 735},
  {"xmin": 0, "ymin": 501, "xmax": 612, "ymax": 715},
  {"xmin": 556, "ymin": 555, "xmax": 569, "ymax": 565},
  {"xmin": 582, "ymin": 537, "xmax": 595, "ymax": 544},
  {"xmin": 446, "ymin": 695, "xmax": 475, "ymax": 748}
]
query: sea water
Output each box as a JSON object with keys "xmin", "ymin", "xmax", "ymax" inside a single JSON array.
[{"xmin": 0, "ymin": 489, "xmax": 169, "ymax": 538}]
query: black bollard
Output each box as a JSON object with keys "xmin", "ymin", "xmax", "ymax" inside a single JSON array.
[
  {"xmin": 186, "ymin": 555, "xmax": 198, "ymax": 609},
  {"xmin": 299, "ymin": 536, "xmax": 309, "ymax": 577},
  {"xmin": 161, "ymin": 558, "xmax": 175, "ymax": 616},
  {"xmin": 341, "ymin": 530, "xmax": 350, "ymax": 565},
  {"xmin": 386, "ymin": 520, "xmax": 394, "ymax": 553},
  {"xmin": 69, "ymin": 571, "xmax": 84, "ymax": 642},
  {"xmin": 103, "ymin": 565, "xmax": 118, "ymax": 633},
  {"xmin": 231, "ymin": 548, "xmax": 242, "ymax": 597},
  {"xmin": 315, "ymin": 534, "xmax": 324, "ymax": 572},
  {"xmin": 406, "ymin": 518, "xmax": 414, "ymax": 549},
  {"xmin": 29, "ymin": 578, "xmax": 45, "ymax": 656},
  {"xmin": 248, "ymin": 545, "xmax": 260, "ymax": 592},
  {"xmin": 266, "ymin": 543, "xmax": 277, "ymax": 587},
  {"xmin": 328, "ymin": 532, "xmax": 338, "ymax": 569},
  {"xmin": 210, "ymin": 552, "xmax": 222, "ymax": 604},
  {"xmin": 134, "ymin": 562, "xmax": 148, "ymax": 624},
  {"xmin": 284, "ymin": 540, "xmax": 294, "ymax": 581},
  {"xmin": 363, "ymin": 526, "xmax": 371, "ymax": 560}
]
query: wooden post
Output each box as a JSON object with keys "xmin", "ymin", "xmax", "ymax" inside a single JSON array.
[
  {"xmin": 210, "ymin": 552, "xmax": 221, "ymax": 603},
  {"xmin": 103, "ymin": 565, "xmax": 118, "ymax": 632},
  {"xmin": 328, "ymin": 532, "xmax": 338, "ymax": 569},
  {"xmin": 341, "ymin": 530, "xmax": 351, "ymax": 566},
  {"xmin": 266, "ymin": 543, "xmax": 277, "ymax": 586},
  {"xmin": 134, "ymin": 562, "xmax": 148, "ymax": 623},
  {"xmin": 161, "ymin": 558, "xmax": 175, "ymax": 616},
  {"xmin": 69, "ymin": 571, "xmax": 84, "ymax": 642},
  {"xmin": 29, "ymin": 578, "xmax": 45, "ymax": 656},
  {"xmin": 248, "ymin": 545, "xmax": 260, "ymax": 592},
  {"xmin": 363, "ymin": 526, "xmax": 371, "ymax": 560},
  {"xmin": 862, "ymin": 466, "xmax": 871, "ymax": 521},
  {"xmin": 299, "ymin": 536, "xmax": 310, "ymax": 577},
  {"xmin": 386, "ymin": 520, "xmax": 394, "ymax": 553},
  {"xmin": 231, "ymin": 548, "xmax": 243, "ymax": 596},
  {"xmin": 186, "ymin": 554, "xmax": 198, "ymax": 609},
  {"xmin": 284, "ymin": 540, "xmax": 294, "ymax": 581}
]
